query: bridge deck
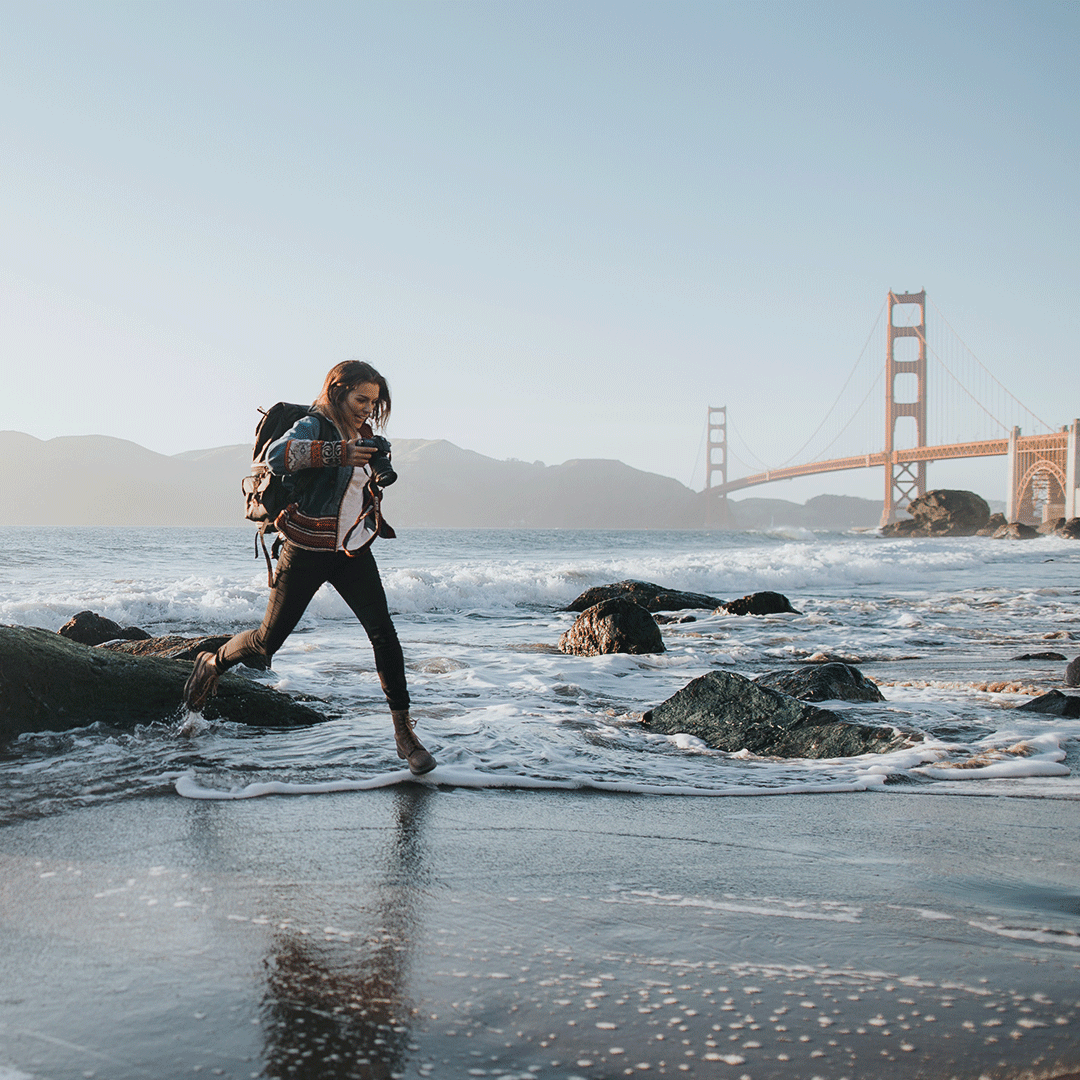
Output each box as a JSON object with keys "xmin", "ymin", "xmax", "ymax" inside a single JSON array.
[{"xmin": 711, "ymin": 433, "xmax": 1065, "ymax": 496}]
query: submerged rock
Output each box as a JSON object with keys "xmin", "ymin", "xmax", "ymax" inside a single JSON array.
[
  {"xmin": 755, "ymin": 662, "xmax": 885, "ymax": 702},
  {"xmin": 641, "ymin": 670, "xmax": 908, "ymax": 758},
  {"xmin": 0, "ymin": 625, "xmax": 325, "ymax": 744},
  {"xmin": 58, "ymin": 610, "xmax": 150, "ymax": 646},
  {"xmin": 1015, "ymin": 690, "xmax": 1080, "ymax": 719},
  {"xmin": 559, "ymin": 598, "xmax": 664, "ymax": 656},
  {"xmin": 880, "ymin": 489, "xmax": 991, "ymax": 537},
  {"xmin": 723, "ymin": 591, "xmax": 800, "ymax": 616},
  {"xmin": 565, "ymin": 580, "xmax": 724, "ymax": 613},
  {"xmin": 1011, "ymin": 651, "xmax": 1067, "ymax": 661}
]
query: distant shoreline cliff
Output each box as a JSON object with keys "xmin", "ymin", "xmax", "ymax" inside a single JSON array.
[{"xmin": 0, "ymin": 431, "xmax": 885, "ymax": 530}]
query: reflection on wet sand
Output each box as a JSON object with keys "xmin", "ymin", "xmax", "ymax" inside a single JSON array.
[{"xmin": 258, "ymin": 785, "xmax": 433, "ymax": 1078}]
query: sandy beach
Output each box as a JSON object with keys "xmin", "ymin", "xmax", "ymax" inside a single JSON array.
[{"xmin": 1, "ymin": 785, "xmax": 1077, "ymax": 1080}]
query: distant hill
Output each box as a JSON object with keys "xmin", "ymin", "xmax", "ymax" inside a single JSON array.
[
  {"xmin": 726, "ymin": 494, "xmax": 884, "ymax": 530},
  {"xmin": 0, "ymin": 430, "xmax": 885, "ymax": 529}
]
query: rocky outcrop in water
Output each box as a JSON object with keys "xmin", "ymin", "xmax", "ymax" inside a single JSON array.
[
  {"xmin": 755, "ymin": 662, "xmax": 884, "ymax": 702},
  {"xmin": 565, "ymin": 580, "xmax": 724, "ymax": 613},
  {"xmin": 0, "ymin": 625, "xmax": 325, "ymax": 744},
  {"xmin": 99, "ymin": 634, "xmax": 269, "ymax": 669},
  {"xmin": 993, "ymin": 522, "xmax": 1039, "ymax": 540},
  {"xmin": 880, "ymin": 489, "xmax": 990, "ymax": 537},
  {"xmin": 641, "ymin": 670, "xmax": 908, "ymax": 758},
  {"xmin": 559, "ymin": 598, "xmax": 665, "ymax": 656},
  {"xmin": 1059, "ymin": 518, "xmax": 1080, "ymax": 539},
  {"xmin": 58, "ymin": 610, "xmax": 150, "ymax": 646},
  {"xmin": 723, "ymin": 591, "xmax": 800, "ymax": 616},
  {"xmin": 1015, "ymin": 690, "xmax": 1080, "ymax": 719},
  {"xmin": 977, "ymin": 512, "xmax": 1008, "ymax": 536}
]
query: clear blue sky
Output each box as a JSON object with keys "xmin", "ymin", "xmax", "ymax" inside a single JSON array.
[{"xmin": 2, "ymin": 0, "xmax": 1077, "ymax": 502}]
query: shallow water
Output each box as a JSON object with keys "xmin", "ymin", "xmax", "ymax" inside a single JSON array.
[{"xmin": 1, "ymin": 526, "xmax": 1078, "ymax": 821}]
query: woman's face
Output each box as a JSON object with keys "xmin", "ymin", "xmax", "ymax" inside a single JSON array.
[{"xmin": 342, "ymin": 382, "xmax": 381, "ymax": 430}]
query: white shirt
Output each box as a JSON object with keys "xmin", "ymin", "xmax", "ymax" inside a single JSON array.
[{"xmin": 336, "ymin": 467, "xmax": 375, "ymax": 551}]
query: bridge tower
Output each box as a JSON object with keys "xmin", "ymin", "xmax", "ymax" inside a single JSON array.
[
  {"xmin": 880, "ymin": 290, "xmax": 928, "ymax": 526},
  {"xmin": 706, "ymin": 406, "xmax": 728, "ymax": 525}
]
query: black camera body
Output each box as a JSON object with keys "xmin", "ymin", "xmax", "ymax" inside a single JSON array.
[{"xmin": 359, "ymin": 435, "xmax": 397, "ymax": 487}]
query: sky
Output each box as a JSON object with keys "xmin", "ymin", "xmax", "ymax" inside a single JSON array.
[{"xmin": 1, "ymin": 0, "xmax": 1077, "ymax": 503}]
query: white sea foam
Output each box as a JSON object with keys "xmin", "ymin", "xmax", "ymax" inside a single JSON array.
[{"xmin": 2, "ymin": 527, "xmax": 1077, "ymax": 817}]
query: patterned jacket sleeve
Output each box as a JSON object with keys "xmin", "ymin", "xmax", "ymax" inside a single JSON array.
[{"xmin": 265, "ymin": 415, "xmax": 348, "ymax": 475}]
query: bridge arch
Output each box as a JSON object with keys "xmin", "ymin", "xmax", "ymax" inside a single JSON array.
[{"xmin": 1015, "ymin": 458, "xmax": 1067, "ymax": 525}]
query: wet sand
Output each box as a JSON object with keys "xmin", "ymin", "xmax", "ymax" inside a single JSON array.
[{"xmin": 1, "ymin": 787, "xmax": 1078, "ymax": 1080}]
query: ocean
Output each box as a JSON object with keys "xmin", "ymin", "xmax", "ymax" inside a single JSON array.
[{"xmin": 2, "ymin": 526, "xmax": 1077, "ymax": 818}]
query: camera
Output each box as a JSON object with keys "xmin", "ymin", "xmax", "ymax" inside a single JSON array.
[{"xmin": 359, "ymin": 435, "xmax": 397, "ymax": 487}]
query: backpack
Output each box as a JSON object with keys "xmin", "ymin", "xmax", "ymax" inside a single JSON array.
[{"xmin": 242, "ymin": 403, "xmax": 335, "ymax": 583}]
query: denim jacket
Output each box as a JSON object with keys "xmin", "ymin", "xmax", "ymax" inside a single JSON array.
[{"xmin": 265, "ymin": 412, "xmax": 394, "ymax": 551}]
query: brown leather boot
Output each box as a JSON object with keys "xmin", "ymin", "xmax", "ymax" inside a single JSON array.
[
  {"xmin": 183, "ymin": 651, "xmax": 221, "ymax": 712},
  {"xmin": 391, "ymin": 710, "xmax": 436, "ymax": 775}
]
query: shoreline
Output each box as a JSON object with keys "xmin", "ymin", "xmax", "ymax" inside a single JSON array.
[{"xmin": 1, "ymin": 787, "xmax": 1078, "ymax": 1079}]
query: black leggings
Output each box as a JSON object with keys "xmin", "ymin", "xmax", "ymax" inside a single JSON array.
[{"xmin": 215, "ymin": 542, "xmax": 410, "ymax": 712}]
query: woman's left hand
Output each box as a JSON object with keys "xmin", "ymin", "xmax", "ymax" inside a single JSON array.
[{"xmin": 344, "ymin": 440, "xmax": 377, "ymax": 467}]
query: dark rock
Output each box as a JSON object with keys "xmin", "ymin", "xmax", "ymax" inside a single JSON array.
[
  {"xmin": 993, "ymin": 522, "xmax": 1040, "ymax": 540},
  {"xmin": 723, "ymin": 591, "xmax": 800, "ymax": 616},
  {"xmin": 1011, "ymin": 651, "xmax": 1067, "ymax": 661},
  {"xmin": 565, "ymin": 580, "xmax": 724, "ymax": 613},
  {"xmin": 653, "ymin": 614, "xmax": 697, "ymax": 625},
  {"xmin": 1038, "ymin": 516, "xmax": 1067, "ymax": 535},
  {"xmin": 880, "ymin": 517, "xmax": 923, "ymax": 537},
  {"xmin": 881, "ymin": 489, "xmax": 990, "ymax": 537},
  {"xmin": 1059, "ymin": 517, "xmax": 1080, "ymax": 539},
  {"xmin": 558, "ymin": 598, "xmax": 665, "ymax": 656},
  {"xmin": 99, "ymin": 634, "xmax": 269, "ymax": 669},
  {"xmin": 58, "ymin": 611, "xmax": 149, "ymax": 646},
  {"xmin": 977, "ymin": 512, "xmax": 1008, "ymax": 536},
  {"xmin": 641, "ymin": 670, "xmax": 909, "ymax": 758},
  {"xmin": 0, "ymin": 625, "xmax": 325, "ymax": 745},
  {"xmin": 755, "ymin": 662, "xmax": 885, "ymax": 703},
  {"xmin": 1015, "ymin": 690, "xmax": 1080, "ymax": 719},
  {"xmin": 1066, "ymin": 656, "xmax": 1080, "ymax": 687}
]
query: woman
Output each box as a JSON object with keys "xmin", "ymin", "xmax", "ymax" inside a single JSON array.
[{"xmin": 183, "ymin": 361, "xmax": 436, "ymax": 775}]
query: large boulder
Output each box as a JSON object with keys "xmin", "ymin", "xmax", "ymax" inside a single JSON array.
[
  {"xmin": 881, "ymin": 489, "xmax": 991, "ymax": 537},
  {"xmin": 993, "ymin": 522, "xmax": 1039, "ymax": 540},
  {"xmin": 723, "ymin": 591, "xmax": 799, "ymax": 616},
  {"xmin": 1015, "ymin": 690, "xmax": 1080, "ymax": 719},
  {"xmin": 641, "ymin": 670, "xmax": 908, "ymax": 758},
  {"xmin": 0, "ymin": 625, "xmax": 326, "ymax": 745},
  {"xmin": 1067, "ymin": 657, "xmax": 1080, "ymax": 688},
  {"xmin": 58, "ymin": 610, "xmax": 150, "ymax": 646},
  {"xmin": 559, "ymin": 598, "xmax": 665, "ymax": 656},
  {"xmin": 755, "ymin": 662, "xmax": 885, "ymax": 702},
  {"xmin": 1059, "ymin": 518, "xmax": 1080, "ymax": 539},
  {"xmin": 565, "ymin": 580, "xmax": 724, "ymax": 613}
]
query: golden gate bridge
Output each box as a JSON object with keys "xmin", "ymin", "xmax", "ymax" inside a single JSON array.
[{"xmin": 704, "ymin": 290, "xmax": 1079, "ymax": 528}]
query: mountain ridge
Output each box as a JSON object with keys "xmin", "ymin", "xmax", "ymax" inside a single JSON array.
[{"xmin": 0, "ymin": 430, "xmax": 884, "ymax": 529}]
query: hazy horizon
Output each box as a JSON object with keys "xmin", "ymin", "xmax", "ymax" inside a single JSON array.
[{"xmin": 2, "ymin": 2, "xmax": 1077, "ymax": 505}]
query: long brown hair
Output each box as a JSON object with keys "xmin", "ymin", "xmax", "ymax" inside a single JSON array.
[{"xmin": 312, "ymin": 361, "xmax": 391, "ymax": 438}]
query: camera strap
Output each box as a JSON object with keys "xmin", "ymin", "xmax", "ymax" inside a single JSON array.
[{"xmin": 341, "ymin": 477, "xmax": 384, "ymax": 555}]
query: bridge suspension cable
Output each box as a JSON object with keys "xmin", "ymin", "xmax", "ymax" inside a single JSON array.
[
  {"xmin": 926, "ymin": 299, "xmax": 1051, "ymax": 435},
  {"xmin": 770, "ymin": 299, "xmax": 886, "ymax": 468}
]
